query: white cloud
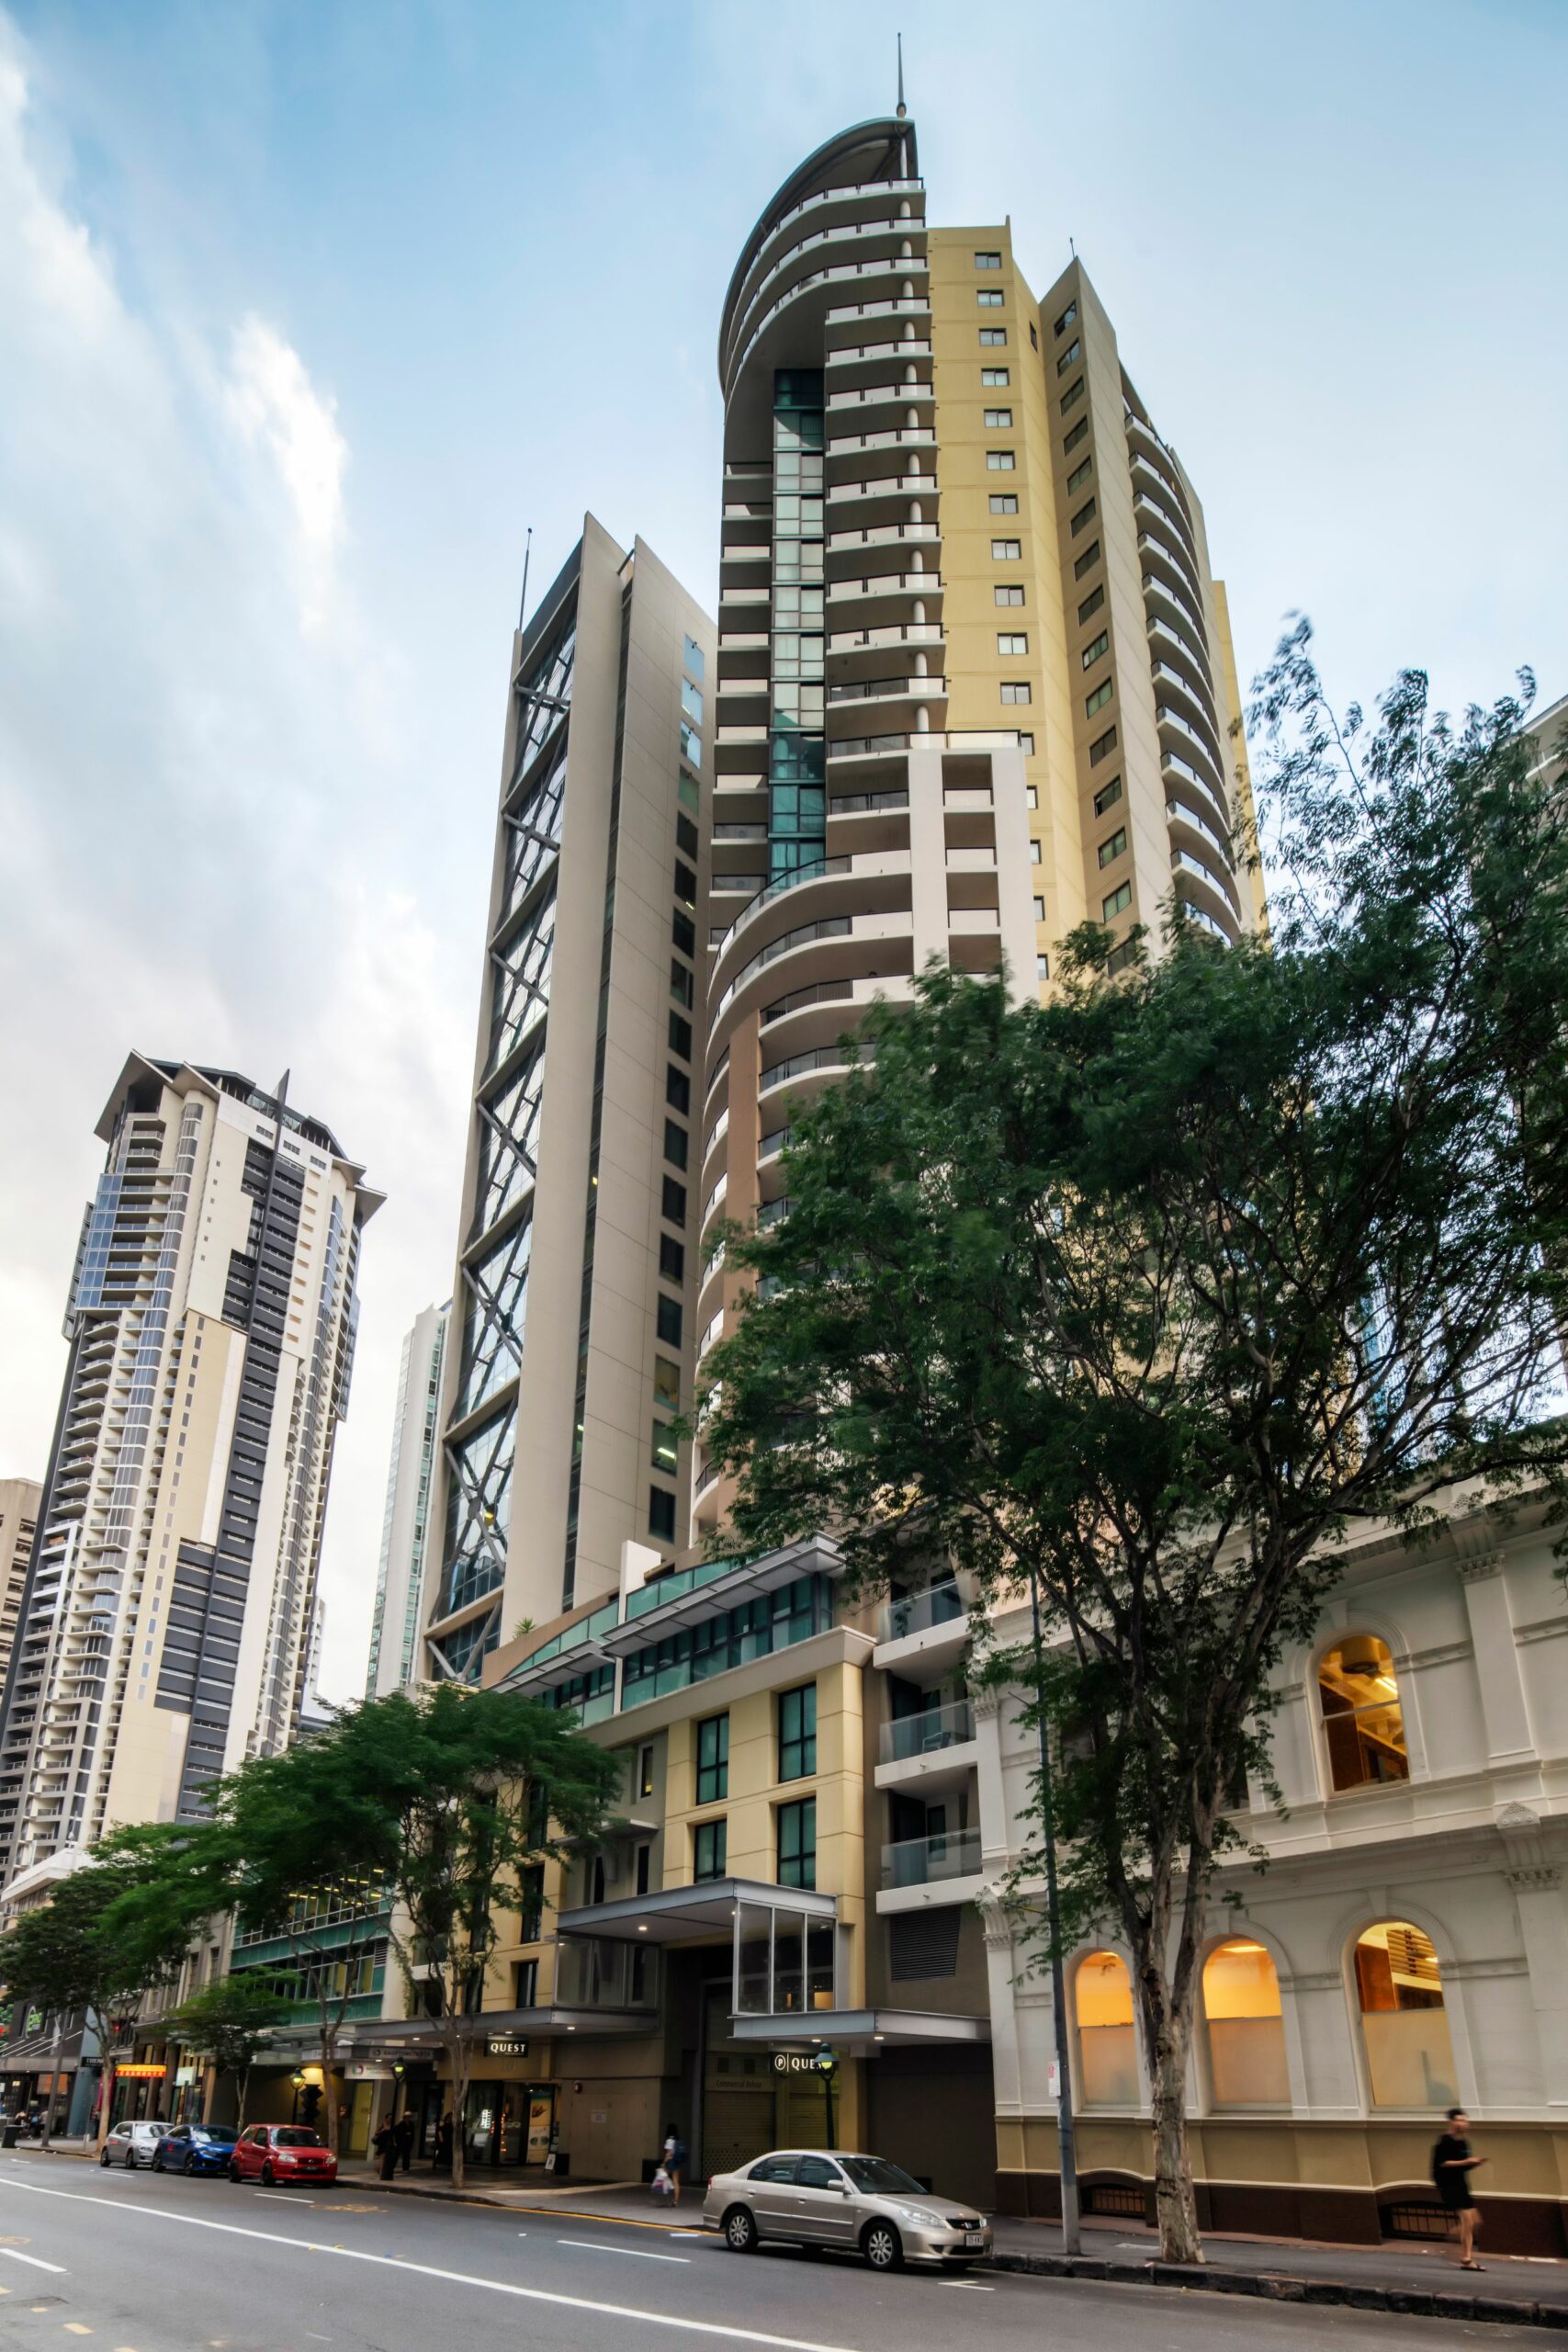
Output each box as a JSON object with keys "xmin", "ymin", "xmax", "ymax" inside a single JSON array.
[{"xmin": 224, "ymin": 312, "xmax": 348, "ymax": 626}]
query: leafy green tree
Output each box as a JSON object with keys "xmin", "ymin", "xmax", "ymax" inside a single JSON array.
[
  {"xmin": 694, "ymin": 643, "xmax": 1568, "ymax": 2262},
  {"xmin": 0, "ymin": 1838, "xmax": 197, "ymax": 2146},
  {"xmin": 160, "ymin": 1976, "xmax": 292, "ymax": 2130}
]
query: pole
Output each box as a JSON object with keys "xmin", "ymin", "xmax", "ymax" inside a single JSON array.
[
  {"xmin": 39, "ymin": 2019, "xmax": 63, "ymax": 2147},
  {"xmin": 1029, "ymin": 1565, "xmax": 1080, "ymax": 2254}
]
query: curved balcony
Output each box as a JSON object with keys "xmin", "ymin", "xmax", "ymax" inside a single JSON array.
[
  {"xmin": 759, "ymin": 1040, "xmax": 871, "ymax": 1100},
  {"xmin": 728, "ymin": 215, "xmax": 926, "ymax": 381},
  {"xmin": 827, "ymin": 620, "xmax": 943, "ymax": 670},
  {"xmin": 1129, "ymin": 454, "xmax": 1199, "ymax": 562},
  {"xmin": 826, "ymin": 470, "xmax": 941, "ymax": 528},
  {"xmin": 1171, "ymin": 848, "xmax": 1243, "ymax": 935},
  {"xmin": 825, "ymin": 424, "xmax": 936, "ymax": 472},
  {"xmin": 826, "ymin": 333, "xmax": 931, "ymax": 379},
  {"xmin": 1150, "ymin": 661, "xmax": 1225, "ymax": 775},
  {"xmin": 825, "ymin": 521, "xmax": 941, "ymax": 579},
  {"xmin": 713, "ymin": 849, "xmax": 911, "ymax": 975},
  {"xmin": 1165, "ymin": 795, "xmax": 1235, "ymax": 874},
  {"xmin": 827, "ymin": 674, "xmax": 947, "ymax": 736},
  {"xmin": 1126, "ymin": 414, "xmax": 1196, "ymax": 535},
  {"xmin": 709, "ymin": 909, "xmax": 916, "ymax": 1043},
  {"xmin": 723, "ymin": 168, "xmax": 923, "ymax": 359},
  {"xmin": 1156, "ymin": 703, "xmax": 1228, "ymax": 803},
  {"xmin": 825, "ymin": 569, "xmax": 943, "ymax": 628},
  {"xmin": 827, "ymin": 379, "xmax": 934, "ymax": 421},
  {"xmin": 728, "ymin": 256, "xmax": 930, "ymax": 413},
  {"xmin": 1145, "ymin": 608, "xmax": 1213, "ymax": 696},
  {"xmin": 1134, "ymin": 497, "xmax": 1203, "ymax": 602}
]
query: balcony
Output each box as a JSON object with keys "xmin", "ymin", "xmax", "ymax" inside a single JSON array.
[
  {"xmin": 826, "ymin": 335, "xmax": 931, "ymax": 374},
  {"xmin": 873, "ymin": 1578, "xmax": 970, "ymax": 1672},
  {"xmin": 878, "ymin": 1827, "xmax": 983, "ymax": 1897},
  {"xmin": 875, "ymin": 1700, "xmax": 976, "ymax": 1796}
]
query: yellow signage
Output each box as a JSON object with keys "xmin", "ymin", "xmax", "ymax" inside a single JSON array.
[{"xmin": 115, "ymin": 2064, "xmax": 167, "ymax": 2080}]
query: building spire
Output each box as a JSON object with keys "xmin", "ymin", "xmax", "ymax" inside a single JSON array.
[
  {"xmin": 896, "ymin": 29, "xmax": 906, "ymax": 119},
  {"xmin": 517, "ymin": 525, "xmax": 533, "ymax": 635}
]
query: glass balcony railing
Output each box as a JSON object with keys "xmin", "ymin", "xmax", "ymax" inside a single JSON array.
[
  {"xmin": 880, "ymin": 1827, "xmax": 982, "ymax": 1889},
  {"xmin": 554, "ymin": 1935, "xmax": 660, "ymax": 2012},
  {"xmin": 878, "ymin": 1698, "xmax": 975, "ymax": 1766},
  {"xmin": 875, "ymin": 1580, "xmax": 966, "ymax": 1644}
]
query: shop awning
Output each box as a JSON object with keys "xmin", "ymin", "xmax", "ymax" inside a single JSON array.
[
  {"xmin": 729, "ymin": 2007, "xmax": 990, "ymax": 2052},
  {"xmin": 555, "ymin": 1875, "xmax": 837, "ymax": 1947}
]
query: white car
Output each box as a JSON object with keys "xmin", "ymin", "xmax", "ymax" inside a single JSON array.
[
  {"xmin": 704, "ymin": 2149, "xmax": 992, "ymax": 2271},
  {"xmin": 99, "ymin": 2120, "xmax": 167, "ymax": 2170}
]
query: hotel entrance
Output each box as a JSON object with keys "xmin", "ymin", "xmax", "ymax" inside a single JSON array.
[{"xmin": 462, "ymin": 2081, "xmax": 556, "ymax": 2169}]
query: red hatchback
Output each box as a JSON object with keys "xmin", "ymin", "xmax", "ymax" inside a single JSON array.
[{"xmin": 229, "ymin": 2124, "xmax": 338, "ymax": 2187}]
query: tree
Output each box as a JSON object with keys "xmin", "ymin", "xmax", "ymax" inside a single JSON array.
[
  {"xmin": 160, "ymin": 1977, "xmax": 292, "ymax": 2129},
  {"xmin": 694, "ymin": 641, "xmax": 1568, "ymax": 2262},
  {"xmin": 0, "ymin": 1839, "xmax": 197, "ymax": 2146}
]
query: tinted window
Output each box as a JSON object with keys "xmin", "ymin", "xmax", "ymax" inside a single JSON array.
[
  {"xmin": 749, "ymin": 2154, "xmax": 799, "ymax": 2183},
  {"xmin": 795, "ymin": 2156, "xmax": 843, "ymax": 2189},
  {"xmin": 276, "ymin": 2128, "xmax": 321, "ymax": 2147},
  {"xmin": 840, "ymin": 2156, "xmax": 927, "ymax": 2194},
  {"xmin": 193, "ymin": 2128, "xmax": 236, "ymax": 2144}
]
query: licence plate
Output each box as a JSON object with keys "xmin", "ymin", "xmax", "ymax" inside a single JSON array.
[{"xmin": 964, "ymin": 2233, "xmax": 985, "ymax": 2248}]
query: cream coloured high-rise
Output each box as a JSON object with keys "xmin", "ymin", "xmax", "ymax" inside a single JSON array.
[
  {"xmin": 0, "ymin": 1480, "xmax": 42, "ymax": 1704},
  {"xmin": 0, "ymin": 1060, "xmax": 380, "ymax": 1883}
]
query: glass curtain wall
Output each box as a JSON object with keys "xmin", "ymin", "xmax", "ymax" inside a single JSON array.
[{"xmin": 769, "ymin": 372, "xmax": 826, "ymax": 883}]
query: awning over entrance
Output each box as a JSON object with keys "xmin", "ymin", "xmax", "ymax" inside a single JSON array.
[
  {"xmin": 342, "ymin": 2003, "xmax": 656, "ymax": 2052},
  {"xmin": 729, "ymin": 2007, "xmax": 990, "ymax": 2053},
  {"xmin": 556, "ymin": 1875, "xmax": 836, "ymax": 1946}
]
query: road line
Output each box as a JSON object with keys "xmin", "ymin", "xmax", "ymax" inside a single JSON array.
[
  {"xmin": 0, "ymin": 2178, "xmax": 858, "ymax": 2352},
  {"xmin": 566, "ymin": 2239, "xmax": 691, "ymax": 2264},
  {"xmin": 941, "ymin": 2280, "xmax": 993, "ymax": 2291},
  {"xmin": 254, "ymin": 2192, "xmax": 316, "ymax": 2205},
  {"xmin": 0, "ymin": 2247, "xmax": 66, "ymax": 2272}
]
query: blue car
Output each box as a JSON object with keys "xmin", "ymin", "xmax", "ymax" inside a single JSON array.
[{"xmin": 151, "ymin": 2124, "xmax": 239, "ymax": 2177}]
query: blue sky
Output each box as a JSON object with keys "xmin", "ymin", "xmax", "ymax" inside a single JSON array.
[{"xmin": 2, "ymin": 0, "xmax": 1563, "ymax": 1695}]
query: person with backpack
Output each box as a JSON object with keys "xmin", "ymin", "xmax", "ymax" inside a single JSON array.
[{"xmin": 661, "ymin": 2121, "xmax": 688, "ymax": 2209}]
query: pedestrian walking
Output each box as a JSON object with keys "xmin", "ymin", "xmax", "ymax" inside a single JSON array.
[
  {"xmin": 660, "ymin": 2121, "xmax": 687, "ymax": 2210},
  {"xmin": 395, "ymin": 2111, "xmax": 415, "ymax": 2174},
  {"xmin": 1433, "ymin": 2106, "xmax": 1488, "ymax": 2269},
  {"xmin": 373, "ymin": 2117, "xmax": 398, "ymax": 2184},
  {"xmin": 434, "ymin": 2110, "xmax": 454, "ymax": 2173}
]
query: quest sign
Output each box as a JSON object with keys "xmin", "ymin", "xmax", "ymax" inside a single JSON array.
[{"xmin": 773, "ymin": 2049, "xmax": 836, "ymax": 2076}]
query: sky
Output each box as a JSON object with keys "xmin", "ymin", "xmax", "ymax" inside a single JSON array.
[{"xmin": 1, "ymin": 0, "xmax": 1564, "ymax": 1702}]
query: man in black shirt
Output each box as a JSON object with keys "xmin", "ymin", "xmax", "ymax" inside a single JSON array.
[{"xmin": 1432, "ymin": 2105, "xmax": 1487, "ymax": 2268}]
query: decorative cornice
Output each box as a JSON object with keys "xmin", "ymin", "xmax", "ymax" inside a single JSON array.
[
  {"xmin": 1403, "ymin": 1638, "xmax": 1474, "ymax": 1670},
  {"xmin": 1457, "ymin": 1551, "xmax": 1505, "ymax": 1585},
  {"xmin": 971, "ymin": 1685, "xmax": 1005, "ymax": 1721},
  {"xmin": 1505, "ymin": 1866, "xmax": 1563, "ymax": 1895},
  {"xmin": 1279, "ymin": 1970, "xmax": 1343, "ymax": 1995},
  {"xmin": 1514, "ymin": 1617, "xmax": 1568, "ymax": 1648},
  {"xmin": 1442, "ymin": 1955, "xmax": 1530, "ymax": 1983}
]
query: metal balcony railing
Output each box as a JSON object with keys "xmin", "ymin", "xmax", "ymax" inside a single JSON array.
[
  {"xmin": 879, "ymin": 1699, "xmax": 976, "ymax": 1765},
  {"xmin": 876, "ymin": 1580, "xmax": 966, "ymax": 1643},
  {"xmin": 880, "ymin": 1827, "xmax": 982, "ymax": 1890}
]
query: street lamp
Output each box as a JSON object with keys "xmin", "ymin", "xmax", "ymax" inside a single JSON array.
[
  {"xmin": 1028, "ymin": 1564, "xmax": 1081, "ymax": 2256},
  {"xmin": 814, "ymin": 2046, "xmax": 838, "ymax": 2152}
]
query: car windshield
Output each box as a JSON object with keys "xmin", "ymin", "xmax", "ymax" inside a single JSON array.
[
  {"xmin": 276, "ymin": 2129, "xmax": 321, "ymax": 2147},
  {"xmin": 192, "ymin": 2129, "xmax": 235, "ymax": 2143},
  {"xmin": 839, "ymin": 2157, "xmax": 928, "ymax": 2196}
]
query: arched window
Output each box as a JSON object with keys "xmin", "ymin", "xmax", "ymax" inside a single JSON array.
[
  {"xmin": 1203, "ymin": 1939, "xmax": 1290, "ymax": 2105},
  {"xmin": 1318, "ymin": 1635, "xmax": 1408, "ymax": 1791},
  {"xmin": 1354, "ymin": 1921, "xmax": 1457, "ymax": 2108},
  {"xmin": 1075, "ymin": 1950, "xmax": 1138, "ymax": 2104}
]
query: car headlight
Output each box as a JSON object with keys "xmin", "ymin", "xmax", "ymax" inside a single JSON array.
[{"xmin": 891, "ymin": 2203, "xmax": 947, "ymax": 2229}]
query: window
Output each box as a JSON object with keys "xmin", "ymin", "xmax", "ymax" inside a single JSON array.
[
  {"xmin": 676, "ymin": 811, "xmax": 699, "ymax": 859},
  {"xmin": 1029, "ymin": 320, "xmax": 1038, "ymax": 349},
  {"xmin": 519, "ymin": 1864, "xmax": 545, "ymax": 1942},
  {"xmin": 1355, "ymin": 1922, "xmax": 1456, "ymax": 2108},
  {"xmin": 656, "ymin": 1295, "xmax": 682, "ymax": 1348},
  {"xmin": 977, "ymin": 289, "xmax": 1004, "ymax": 308},
  {"xmin": 988, "ymin": 492, "xmax": 1019, "ymax": 514},
  {"xmin": 1076, "ymin": 1951, "xmax": 1137, "ymax": 2103},
  {"xmin": 987, "ymin": 450, "xmax": 1016, "ymax": 470},
  {"xmin": 1085, "ymin": 680, "xmax": 1112, "ymax": 717},
  {"xmin": 1063, "ymin": 416, "xmax": 1089, "ymax": 456},
  {"xmin": 514, "ymin": 1958, "xmax": 538, "ymax": 2007},
  {"xmin": 1000, "ymin": 682, "xmax": 1032, "ymax": 705},
  {"xmin": 1098, "ymin": 827, "xmax": 1127, "ymax": 867},
  {"xmin": 1071, "ymin": 498, "xmax": 1097, "ymax": 536},
  {"xmin": 693, "ymin": 1818, "xmax": 728, "ymax": 1882},
  {"xmin": 1027, "ymin": 785, "xmax": 1038, "ymax": 806},
  {"xmin": 663, "ymin": 1119, "xmax": 687, "ymax": 1171},
  {"xmin": 777, "ymin": 1797, "xmax": 817, "ymax": 1889},
  {"xmin": 1032, "ymin": 896, "xmax": 1045, "ymax": 922},
  {"xmin": 991, "ymin": 538, "xmax": 1021, "ymax": 560},
  {"xmin": 1081, "ymin": 629, "xmax": 1110, "ymax": 671},
  {"xmin": 651, "ymin": 1419, "xmax": 678, "ymax": 1475},
  {"xmin": 1056, "ymin": 338, "xmax": 1081, "ymax": 375},
  {"xmin": 653, "ymin": 1355, "xmax": 681, "ymax": 1410},
  {"xmin": 649, "ymin": 1486, "xmax": 676, "ymax": 1542},
  {"xmin": 661, "ymin": 1175, "xmax": 686, "ymax": 1225},
  {"xmin": 1074, "ymin": 538, "xmax": 1100, "ymax": 580},
  {"xmin": 1103, "ymin": 881, "xmax": 1132, "ymax": 919},
  {"xmin": 975, "ymin": 250, "xmax": 1002, "ymax": 268},
  {"xmin": 1077, "ymin": 583, "xmax": 1104, "ymax": 624},
  {"xmin": 668, "ymin": 1011, "xmax": 692, "ymax": 1059},
  {"xmin": 1036, "ymin": 952, "xmax": 1049, "ymax": 979},
  {"xmin": 673, "ymin": 859, "xmax": 696, "ymax": 909},
  {"xmin": 978, "ymin": 327, "xmax": 1008, "ymax": 347},
  {"xmin": 778, "ymin": 1683, "xmax": 817, "ymax": 1781},
  {"xmin": 637, "ymin": 1743, "xmax": 655, "ymax": 1799},
  {"xmin": 671, "ymin": 956, "xmax": 694, "ymax": 1007},
  {"xmin": 983, "ymin": 408, "xmax": 1013, "ymax": 428},
  {"xmin": 1092, "ymin": 774, "xmax": 1123, "ymax": 818},
  {"xmin": 659, "ymin": 1233, "xmax": 685, "ymax": 1283},
  {"xmin": 672, "ymin": 910, "xmax": 694, "ymax": 956},
  {"xmin": 679, "ymin": 720, "xmax": 701, "ymax": 768},
  {"xmin": 682, "ymin": 634, "xmax": 705, "ymax": 682},
  {"xmin": 1318, "ymin": 1637, "xmax": 1408, "ymax": 1791},
  {"xmin": 981, "ymin": 367, "xmax": 1010, "ymax": 387},
  {"xmin": 682, "ymin": 677, "xmax": 703, "ymax": 727},
  {"xmin": 1054, "ymin": 299, "xmax": 1077, "ymax": 337},
  {"xmin": 994, "ymin": 584, "xmax": 1025, "ymax": 606},
  {"xmin": 636, "ymin": 1843, "xmax": 651, "ymax": 1895},
  {"xmin": 1089, "ymin": 724, "xmax": 1118, "ymax": 764},
  {"xmin": 1059, "ymin": 376, "xmax": 1085, "ymax": 416},
  {"xmin": 997, "ymin": 632, "xmax": 1028, "ymax": 655},
  {"xmin": 1203, "ymin": 1940, "xmax": 1289, "ymax": 2106},
  {"xmin": 1066, "ymin": 457, "xmax": 1093, "ymax": 495},
  {"xmin": 666, "ymin": 1066, "xmax": 691, "ymax": 1114},
  {"xmin": 696, "ymin": 1713, "xmax": 729, "ymax": 1804},
  {"xmin": 678, "ymin": 772, "xmax": 699, "ymax": 815}
]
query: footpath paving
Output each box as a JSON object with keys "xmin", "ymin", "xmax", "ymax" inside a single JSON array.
[{"xmin": 32, "ymin": 2143, "xmax": 1568, "ymax": 2331}]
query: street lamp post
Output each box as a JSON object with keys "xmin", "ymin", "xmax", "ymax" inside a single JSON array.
[
  {"xmin": 815, "ymin": 2047, "xmax": 838, "ymax": 2151},
  {"xmin": 1028, "ymin": 1564, "xmax": 1081, "ymax": 2256}
]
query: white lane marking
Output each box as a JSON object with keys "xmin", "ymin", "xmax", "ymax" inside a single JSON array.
[
  {"xmin": 0, "ymin": 2247, "xmax": 67, "ymax": 2272},
  {"xmin": 254, "ymin": 2191, "xmax": 316, "ymax": 2205},
  {"xmin": 0, "ymin": 2178, "xmax": 857, "ymax": 2352},
  {"xmin": 941, "ymin": 2280, "xmax": 993, "ymax": 2290},
  {"xmin": 565, "ymin": 2239, "xmax": 691, "ymax": 2264}
]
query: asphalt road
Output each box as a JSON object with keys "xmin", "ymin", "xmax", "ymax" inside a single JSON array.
[{"xmin": 0, "ymin": 2149, "xmax": 1540, "ymax": 2352}]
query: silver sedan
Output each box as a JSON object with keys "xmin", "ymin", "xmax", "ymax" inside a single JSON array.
[
  {"xmin": 99, "ymin": 2120, "xmax": 168, "ymax": 2169},
  {"xmin": 704, "ymin": 2148, "xmax": 992, "ymax": 2271}
]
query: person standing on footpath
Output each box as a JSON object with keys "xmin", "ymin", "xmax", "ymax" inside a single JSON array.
[
  {"xmin": 434, "ymin": 2109, "xmax": 454, "ymax": 2173},
  {"xmin": 1432, "ymin": 2106, "xmax": 1488, "ymax": 2269},
  {"xmin": 661, "ymin": 2121, "xmax": 687, "ymax": 2210},
  {"xmin": 372, "ymin": 2116, "xmax": 398, "ymax": 2184},
  {"xmin": 394, "ymin": 2110, "xmax": 415, "ymax": 2174}
]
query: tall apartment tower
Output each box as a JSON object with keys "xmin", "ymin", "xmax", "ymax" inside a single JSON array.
[
  {"xmin": 0, "ymin": 1481, "xmax": 42, "ymax": 1699},
  {"xmin": 0, "ymin": 1058, "xmax": 380, "ymax": 1881},
  {"xmin": 420, "ymin": 518, "xmax": 716, "ymax": 1685},
  {"xmin": 694, "ymin": 112, "xmax": 1262, "ymax": 1532},
  {"xmin": 365, "ymin": 1299, "xmax": 448, "ymax": 1697}
]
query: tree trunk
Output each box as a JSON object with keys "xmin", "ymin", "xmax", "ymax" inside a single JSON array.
[
  {"xmin": 96, "ymin": 2058, "xmax": 117, "ymax": 2151},
  {"xmin": 237, "ymin": 2062, "xmax": 250, "ymax": 2131},
  {"xmin": 320, "ymin": 2029, "xmax": 338, "ymax": 2154},
  {"xmin": 447, "ymin": 2025, "xmax": 468, "ymax": 2193},
  {"xmin": 1147, "ymin": 2001, "xmax": 1201, "ymax": 2263}
]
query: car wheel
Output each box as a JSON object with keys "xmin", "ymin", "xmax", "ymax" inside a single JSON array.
[
  {"xmin": 152, "ymin": 2153, "xmax": 164, "ymax": 2172},
  {"xmin": 861, "ymin": 2220, "xmax": 904, "ymax": 2272},
  {"xmin": 125, "ymin": 2149, "xmax": 137, "ymax": 2170},
  {"xmin": 183, "ymin": 2151, "xmax": 195, "ymax": 2176},
  {"xmin": 98, "ymin": 2149, "xmax": 110, "ymax": 2168},
  {"xmin": 228, "ymin": 2161, "xmax": 241, "ymax": 2181},
  {"xmin": 722, "ymin": 2205, "xmax": 759, "ymax": 2254},
  {"xmin": 261, "ymin": 2163, "xmax": 275, "ymax": 2186}
]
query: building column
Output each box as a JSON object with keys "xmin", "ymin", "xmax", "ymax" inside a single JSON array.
[
  {"xmin": 1499, "ymin": 1806, "xmax": 1568, "ymax": 2115},
  {"xmin": 1455, "ymin": 1550, "xmax": 1534, "ymax": 1766}
]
